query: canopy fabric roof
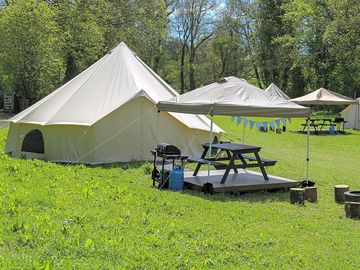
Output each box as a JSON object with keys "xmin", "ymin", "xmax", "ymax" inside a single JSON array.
[
  {"xmin": 157, "ymin": 76, "xmax": 310, "ymax": 117},
  {"xmin": 291, "ymin": 87, "xmax": 356, "ymax": 105},
  {"xmin": 265, "ymin": 83, "xmax": 290, "ymax": 100},
  {"xmin": 8, "ymin": 42, "xmax": 222, "ymax": 133}
]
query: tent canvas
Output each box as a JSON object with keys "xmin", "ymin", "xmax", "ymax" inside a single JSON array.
[
  {"xmin": 158, "ymin": 77, "xmax": 309, "ymax": 117},
  {"xmin": 5, "ymin": 42, "xmax": 222, "ymax": 164},
  {"xmin": 291, "ymin": 87, "xmax": 356, "ymax": 105},
  {"xmin": 341, "ymin": 98, "xmax": 360, "ymax": 130},
  {"xmin": 265, "ymin": 83, "xmax": 290, "ymax": 100}
]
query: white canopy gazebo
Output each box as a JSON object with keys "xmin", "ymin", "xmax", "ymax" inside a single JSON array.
[
  {"xmin": 291, "ymin": 87, "xmax": 356, "ymax": 105},
  {"xmin": 157, "ymin": 77, "xmax": 311, "ymax": 180}
]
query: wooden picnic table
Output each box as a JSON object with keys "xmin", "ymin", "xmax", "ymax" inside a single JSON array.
[
  {"xmin": 301, "ymin": 118, "xmax": 336, "ymax": 133},
  {"xmin": 187, "ymin": 142, "xmax": 277, "ymax": 184}
]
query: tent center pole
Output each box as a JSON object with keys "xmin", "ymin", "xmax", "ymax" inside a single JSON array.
[
  {"xmin": 306, "ymin": 116, "xmax": 310, "ymax": 183},
  {"xmin": 208, "ymin": 115, "xmax": 214, "ymax": 177}
]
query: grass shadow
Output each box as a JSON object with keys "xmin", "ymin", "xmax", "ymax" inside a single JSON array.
[
  {"xmin": 289, "ymin": 130, "xmax": 358, "ymax": 136},
  {"xmin": 86, "ymin": 161, "xmax": 150, "ymax": 170},
  {"xmin": 182, "ymin": 188, "xmax": 291, "ymax": 203},
  {"xmin": 59, "ymin": 161, "xmax": 150, "ymax": 170}
]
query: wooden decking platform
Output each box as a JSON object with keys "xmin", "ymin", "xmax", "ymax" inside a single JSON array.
[{"xmin": 184, "ymin": 170, "xmax": 300, "ymax": 193}]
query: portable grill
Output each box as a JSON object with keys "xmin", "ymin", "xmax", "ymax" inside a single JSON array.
[
  {"xmin": 151, "ymin": 143, "xmax": 187, "ymax": 188},
  {"xmin": 155, "ymin": 143, "xmax": 181, "ymax": 157}
]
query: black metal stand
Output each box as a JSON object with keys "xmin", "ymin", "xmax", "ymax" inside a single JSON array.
[{"xmin": 151, "ymin": 150, "xmax": 187, "ymax": 188}]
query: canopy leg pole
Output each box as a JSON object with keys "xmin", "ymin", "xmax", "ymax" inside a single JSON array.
[
  {"xmin": 156, "ymin": 110, "xmax": 160, "ymax": 145},
  {"xmin": 208, "ymin": 115, "xmax": 214, "ymax": 177},
  {"xmin": 357, "ymin": 103, "xmax": 360, "ymax": 130},
  {"xmin": 242, "ymin": 117, "xmax": 246, "ymax": 144},
  {"xmin": 306, "ymin": 117, "xmax": 310, "ymax": 183}
]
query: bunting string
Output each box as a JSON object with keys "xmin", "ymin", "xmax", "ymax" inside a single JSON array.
[{"xmin": 231, "ymin": 116, "xmax": 292, "ymax": 131}]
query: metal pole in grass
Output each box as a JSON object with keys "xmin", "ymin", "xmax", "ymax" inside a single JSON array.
[
  {"xmin": 357, "ymin": 102, "xmax": 360, "ymax": 130},
  {"xmin": 306, "ymin": 116, "xmax": 310, "ymax": 184},
  {"xmin": 242, "ymin": 117, "xmax": 246, "ymax": 144},
  {"xmin": 208, "ymin": 115, "xmax": 214, "ymax": 177}
]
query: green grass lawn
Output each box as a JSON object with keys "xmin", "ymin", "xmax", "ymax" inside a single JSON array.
[{"xmin": 0, "ymin": 118, "xmax": 359, "ymax": 269}]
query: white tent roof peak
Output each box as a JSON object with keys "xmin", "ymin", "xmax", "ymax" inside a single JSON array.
[
  {"xmin": 291, "ymin": 87, "xmax": 356, "ymax": 105},
  {"xmin": 265, "ymin": 83, "xmax": 290, "ymax": 100},
  {"xmin": 8, "ymin": 42, "xmax": 222, "ymax": 133},
  {"xmin": 158, "ymin": 76, "xmax": 310, "ymax": 117}
]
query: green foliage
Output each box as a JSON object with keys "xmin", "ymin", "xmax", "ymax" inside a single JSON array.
[
  {"xmin": 0, "ymin": 0, "xmax": 64, "ymax": 103},
  {"xmin": 105, "ymin": 0, "xmax": 168, "ymax": 67},
  {"xmin": 0, "ymin": 119, "xmax": 360, "ymax": 268},
  {"xmin": 325, "ymin": 0, "xmax": 360, "ymax": 98},
  {"xmin": 0, "ymin": 0, "xmax": 359, "ymax": 107},
  {"xmin": 53, "ymin": 0, "xmax": 107, "ymax": 80}
]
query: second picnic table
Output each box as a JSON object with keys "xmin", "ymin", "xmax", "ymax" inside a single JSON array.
[
  {"xmin": 301, "ymin": 118, "xmax": 335, "ymax": 133},
  {"xmin": 187, "ymin": 142, "xmax": 277, "ymax": 184}
]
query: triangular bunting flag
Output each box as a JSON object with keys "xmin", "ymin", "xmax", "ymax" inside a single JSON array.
[
  {"xmin": 244, "ymin": 118, "xmax": 249, "ymax": 128},
  {"xmin": 250, "ymin": 121, "xmax": 255, "ymax": 129},
  {"xmin": 275, "ymin": 119, "xmax": 281, "ymax": 128},
  {"xmin": 237, "ymin": 117, "xmax": 243, "ymax": 126},
  {"xmin": 281, "ymin": 118, "xmax": 287, "ymax": 126},
  {"xmin": 256, "ymin": 122, "xmax": 262, "ymax": 131},
  {"xmin": 263, "ymin": 122, "xmax": 268, "ymax": 131},
  {"xmin": 270, "ymin": 121, "xmax": 275, "ymax": 130}
]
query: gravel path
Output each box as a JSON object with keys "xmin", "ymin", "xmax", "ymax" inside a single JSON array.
[{"xmin": 0, "ymin": 113, "xmax": 13, "ymax": 127}]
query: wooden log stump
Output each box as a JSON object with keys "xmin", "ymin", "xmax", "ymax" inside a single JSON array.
[
  {"xmin": 290, "ymin": 188, "xmax": 306, "ymax": 205},
  {"xmin": 345, "ymin": 202, "xmax": 360, "ymax": 219},
  {"xmin": 334, "ymin": 185, "xmax": 349, "ymax": 203},
  {"xmin": 305, "ymin": 186, "xmax": 317, "ymax": 203},
  {"xmin": 344, "ymin": 191, "xmax": 360, "ymax": 203}
]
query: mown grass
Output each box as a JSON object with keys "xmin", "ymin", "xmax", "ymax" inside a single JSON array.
[{"xmin": 0, "ymin": 118, "xmax": 359, "ymax": 269}]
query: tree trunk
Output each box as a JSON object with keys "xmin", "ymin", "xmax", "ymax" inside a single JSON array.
[
  {"xmin": 180, "ymin": 45, "xmax": 186, "ymax": 94},
  {"xmin": 334, "ymin": 185, "xmax": 349, "ymax": 204},
  {"xmin": 290, "ymin": 188, "xmax": 306, "ymax": 205},
  {"xmin": 305, "ymin": 186, "xmax": 317, "ymax": 203},
  {"xmin": 189, "ymin": 50, "xmax": 195, "ymax": 90},
  {"xmin": 253, "ymin": 63, "xmax": 263, "ymax": 89},
  {"xmin": 345, "ymin": 202, "xmax": 360, "ymax": 219}
]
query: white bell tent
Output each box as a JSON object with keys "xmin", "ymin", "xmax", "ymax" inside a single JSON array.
[
  {"xmin": 265, "ymin": 83, "xmax": 290, "ymax": 100},
  {"xmin": 5, "ymin": 42, "xmax": 222, "ymax": 164},
  {"xmin": 341, "ymin": 98, "xmax": 360, "ymax": 130}
]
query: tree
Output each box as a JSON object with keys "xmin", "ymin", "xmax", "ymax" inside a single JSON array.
[
  {"xmin": 52, "ymin": 0, "xmax": 107, "ymax": 80},
  {"xmin": 105, "ymin": 0, "xmax": 168, "ymax": 70},
  {"xmin": 0, "ymin": 0, "xmax": 64, "ymax": 108},
  {"xmin": 281, "ymin": 0, "xmax": 335, "ymax": 94},
  {"xmin": 325, "ymin": 0, "xmax": 360, "ymax": 97},
  {"xmin": 226, "ymin": 0, "xmax": 263, "ymax": 87},
  {"xmin": 172, "ymin": 0, "xmax": 217, "ymax": 92}
]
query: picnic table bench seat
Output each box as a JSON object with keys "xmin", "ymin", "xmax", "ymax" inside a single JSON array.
[
  {"xmin": 187, "ymin": 157, "xmax": 227, "ymax": 170},
  {"xmin": 301, "ymin": 123, "xmax": 318, "ymax": 127},
  {"xmin": 188, "ymin": 155, "xmax": 277, "ymax": 168},
  {"xmin": 241, "ymin": 155, "xmax": 277, "ymax": 166}
]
